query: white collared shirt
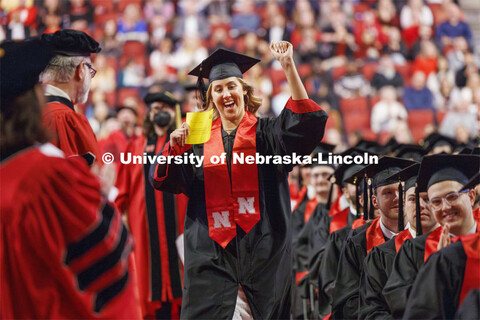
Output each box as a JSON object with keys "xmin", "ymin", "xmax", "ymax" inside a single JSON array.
[
  {"xmin": 44, "ymin": 84, "xmax": 71, "ymax": 101},
  {"xmin": 379, "ymin": 218, "xmax": 399, "ymax": 240},
  {"xmin": 405, "ymin": 222, "xmax": 417, "ymax": 239},
  {"xmin": 450, "ymin": 221, "xmax": 478, "ymax": 237}
]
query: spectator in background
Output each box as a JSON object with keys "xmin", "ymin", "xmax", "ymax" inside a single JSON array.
[
  {"xmin": 446, "ymin": 36, "xmax": 471, "ymax": 73},
  {"xmin": 208, "ymin": 25, "xmax": 234, "ymax": 51},
  {"xmin": 354, "ymin": 9, "xmax": 388, "ymax": 60},
  {"xmin": 455, "ymin": 51, "xmax": 480, "ymax": 88},
  {"xmin": 306, "ymin": 54, "xmax": 339, "ymax": 110},
  {"xmin": 400, "ymin": 0, "xmax": 433, "ymax": 47},
  {"xmin": 118, "ymin": 58, "xmax": 145, "ymax": 88},
  {"xmin": 440, "ymin": 87, "xmax": 478, "ymax": 139},
  {"xmin": 263, "ymin": 13, "xmax": 290, "ymax": 44},
  {"xmin": 427, "ymin": 56, "xmax": 455, "ymax": 110},
  {"xmin": 90, "ymin": 53, "xmax": 116, "ymax": 94},
  {"xmin": 143, "ymin": 0, "xmax": 174, "ymax": 23},
  {"xmin": 149, "ymin": 37, "xmax": 175, "ymax": 71},
  {"xmin": 376, "ymin": 0, "xmax": 400, "ymax": 34},
  {"xmin": 412, "ymin": 39, "xmax": 438, "ymax": 76},
  {"xmin": 117, "ymin": 4, "xmax": 149, "ymax": 44},
  {"xmin": 98, "ymin": 19, "xmax": 121, "ymax": 57},
  {"xmin": 404, "ymin": 71, "xmax": 435, "ymax": 110},
  {"xmin": 436, "ymin": 3, "xmax": 472, "ymax": 50},
  {"xmin": 297, "ymin": 27, "xmax": 321, "ymax": 64},
  {"xmin": 172, "ymin": 0, "xmax": 210, "ymax": 41},
  {"xmin": 168, "ymin": 34, "xmax": 208, "ymax": 73},
  {"xmin": 371, "ymin": 54, "xmax": 404, "ymax": 95},
  {"xmin": 67, "ymin": 0, "xmax": 93, "ymax": 31},
  {"xmin": 371, "ymin": 86, "xmax": 408, "ymax": 134},
  {"xmin": 334, "ymin": 60, "xmax": 371, "ymax": 99},
  {"xmin": 383, "ymin": 27, "xmax": 408, "ymax": 65},
  {"xmin": 41, "ymin": 11, "xmax": 62, "ymax": 34},
  {"xmin": 206, "ymin": 0, "xmax": 233, "ymax": 26},
  {"xmin": 231, "ymin": 0, "xmax": 260, "ymax": 34},
  {"xmin": 290, "ymin": 0, "xmax": 318, "ymax": 48},
  {"xmin": 319, "ymin": 10, "xmax": 355, "ymax": 62},
  {"xmin": 409, "ymin": 23, "xmax": 433, "ymax": 60}
]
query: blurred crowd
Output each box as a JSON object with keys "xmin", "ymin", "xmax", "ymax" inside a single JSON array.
[{"xmin": 1, "ymin": 0, "xmax": 479, "ymax": 151}]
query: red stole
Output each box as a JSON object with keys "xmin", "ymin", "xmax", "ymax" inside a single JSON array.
[
  {"xmin": 474, "ymin": 207, "xmax": 480, "ymax": 221},
  {"xmin": 352, "ymin": 218, "xmax": 366, "ymax": 229},
  {"xmin": 292, "ymin": 186, "xmax": 308, "ymax": 212},
  {"xmin": 304, "ymin": 198, "xmax": 318, "ymax": 223},
  {"xmin": 459, "ymin": 232, "xmax": 480, "ymax": 307},
  {"xmin": 425, "ymin": 224, "xmax": 480, "ymax": 262},
  {"xmin": 203, "ymin": 111, "xmax": 260, "ymax": 248},
  {"xmin": 366, "ymin": 218, "xmax": 385, "ymax": 254},
  {"xmin": 329, "ymin": 207, "xmax": 350, "ymax": 234},
  {"xmin": 328, "ymin": 189, "xmax": 343, "ymax": 217},
  {"xmin": 395, "ymin": 229, "xmax": 413, "ymax": 252}
]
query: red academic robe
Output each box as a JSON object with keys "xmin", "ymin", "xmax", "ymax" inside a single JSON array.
[
  {"xmin": 115, "ymin": 134, "xmax": 187, "ymax": 318},
  {"xmin": 0, "ymin": 144, "xmax": 140, "ymax": 319},
  {"xmin": 42, "ymin": 97, "xmax": 100, "ymax": 163}
]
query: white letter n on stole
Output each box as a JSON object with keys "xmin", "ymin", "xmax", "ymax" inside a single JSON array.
[
  {"xmin": 212, "ymin": 211, "xmax": 231, "ymax": 228},
  {"xmin": 237, "ymin": 197, "xmax": 256, "ymax": 214}
]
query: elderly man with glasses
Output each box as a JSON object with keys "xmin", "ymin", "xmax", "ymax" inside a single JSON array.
[{"xmin": 40, "ymin": 29, "xmax": 101, "ymax": 165}]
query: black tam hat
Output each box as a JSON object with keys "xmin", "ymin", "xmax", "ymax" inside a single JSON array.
[
  {"xmin": 0, "ymin": 39, "xmax": 55, "ymax": 107},
  {"xmin": 144, "ymin": 92, "xmax": 178, "ymax": 107},
  {"xmin": 41, "ymin": 29, "xmax": 101, "ymax": 56}
]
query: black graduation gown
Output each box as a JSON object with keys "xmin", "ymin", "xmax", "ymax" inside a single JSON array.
[
  {"xmin": 292, "ymin": 204, "xmax": 330, "ymax": 318},
  {"xmin": 332, "ymin": 220, "xmax": 384, "ymax": 320},
  {"xmin": 320, "ymin": 225, "xmax": 353, "ymax": 305},
  {"xmin": 359, "ymin": 237, "xmax": 397, "ymax": 320},
  {"xmin": 150, "ymin": 100, "xmax": 328, "ymax": 319},
  {"xmin": 403, "ymin": 240, "xmax": 471, "ymax": 319},
  {"xmin": 455, "ymin": 289, "xmax": 480, "ymax": 319},
  {"xmin": 382, "ymin": 233, "xmax": 430, "ymax": 318},
  {"xmin": 292, "ymin": 200, "xmax": 309, "ymax": 242}
]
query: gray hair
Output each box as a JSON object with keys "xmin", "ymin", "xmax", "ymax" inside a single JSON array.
[{"xmin": 40, "ymin": 55, "xmax": 84, "ymax": 83}]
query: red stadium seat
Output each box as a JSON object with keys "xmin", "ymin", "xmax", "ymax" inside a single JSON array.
[
  {"xmin": 117, "ymin": 88, "xmax": 139, "ymax": 106},
  {"xmin": 436, "ymin": 110, "xmax": 447, "ymax": 125},
  {"xmin": 332, "ymin": 65, "xmax": 347, "ymax": 80},
  {"xmin": 361, "ymin": 62, "xmax": 379, "ymax": 81},
  {"xmin": 407, "ymin": 109, "xmax": 435, "ymax": 143},
  {"xmin": 339, "ymin": 97, "xmax": 371, "ymax": 135}
]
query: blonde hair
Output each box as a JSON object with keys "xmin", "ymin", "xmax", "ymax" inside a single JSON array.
[{"xmin": 204, "ymin": 78, "xmax": 262, "ymax": 120}]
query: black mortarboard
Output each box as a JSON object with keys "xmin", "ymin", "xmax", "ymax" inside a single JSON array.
[
  {"xmin": 460, "ymin": 172, "xmax": 480, "ymax": 192},
  {"xmin": 354, "ymin": 139, "xmax": 384, "ymax": 154},
  {"xmin": 311, "ymin": 143, "xmax": 337, "ymax": 169},
  {"xmin": 394, "ymin": 144, "xmax": 425, "ymax": 161},
  {"xmin": 144, "ymin": 92, "xmax": 178, "ymax": 107},
  {"xmin": 383, "ymin": 137, "xmax": 400, "ymax": 154},
  {"xmin": 417, "ymin": 154, "xmax": 480, "ymax": 192},
  {"xmin": 387, "ymin": 163, "xmax": 420, "ymax": 192},
  {"xmin": 184, "ymin": 83, "xmax": 198, "ymax": 92},
  {"xmin": 188, "ymin": 48, "xmax": 260, "ymax": 83},
  {"xmin": 385, "ymin": 163, "xmax": 420, "ymax": 232},
  {"xmin": 343, "ymin": 164, "xmax": 367, "ymax": 217},
  {"xmin": 354, "ymin": 156, "xmax": 417, "ymax": 190},
  {"xmin": 422, "ymin": 133, "xmax": 457, "ymax": 154},
  {"xmin": 0, "ymin": 39, "xmax": 55, "ymax": 108},
  {"xmin": 41, "ymin": 29, "xmax": 100, "ymax": 56}
]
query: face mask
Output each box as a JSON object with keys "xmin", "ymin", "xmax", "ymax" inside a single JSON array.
[{"xmin": 153, "ymin": 111, "xmax": 171, "ymax": 127}]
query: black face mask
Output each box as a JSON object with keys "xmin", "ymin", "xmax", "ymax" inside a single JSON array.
[{"xmin": 153, "ymin": 111, "xmax": 171, "ymax": 127}]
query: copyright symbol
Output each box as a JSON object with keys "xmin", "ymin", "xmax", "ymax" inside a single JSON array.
[{"xmin": 102, "ymin": 153, "xmax": 114, "ymax": 164}]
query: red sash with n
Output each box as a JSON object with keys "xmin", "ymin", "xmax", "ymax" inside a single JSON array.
[
  {"xmin": 203, "ymin": 111, "xmax": 260, "ymax": 248},
  {"xmin": 366, "ymin": 218, "xmax": 385, "ymax": 254},
  {"xmin": 459, "ymin": 232, "xmax": 480, "ymax": 307}
]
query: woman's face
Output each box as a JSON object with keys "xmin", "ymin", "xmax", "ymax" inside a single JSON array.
[{"xmin": 210, "ymin": 77, "xmax": 247, "ymax": 124}]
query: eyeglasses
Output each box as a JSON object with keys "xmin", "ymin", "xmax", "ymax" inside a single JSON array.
[
  {"xmin": 428, "ymin": 190, "xmax": 469, "ymax": 211},
  {"xmin": 84, "ymin": 62, "xmax": 97, "ymax": 78}
]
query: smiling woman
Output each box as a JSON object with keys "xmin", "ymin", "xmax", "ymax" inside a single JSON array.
[{"xmin": 150, "ymin": 41, "xmax": 328, "ymax": 319}]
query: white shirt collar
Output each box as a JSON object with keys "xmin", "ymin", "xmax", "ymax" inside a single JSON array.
[
  {"xmin": 379, "ymin": 217, "xmax": 399, "ymax": 240},
  {"xmin": 450, "ymin": 221, "xmax": 477, "ymax": 237},
  {"xmin": 44, "ymin": 84, "xmax": 72, "ymax": 101},
  {"xmin": 405, "ymin": 223, "xmax": 416, "ymax": 239},
  {"xmin": 339, "ymin": 194, "xmax": 350, "ymax": 211}
]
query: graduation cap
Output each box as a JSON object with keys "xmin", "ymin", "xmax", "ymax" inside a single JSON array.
[
  {"xmin": 343, "ymin": 164, "xmax": 367, "ymax": 219},
  {"xmin": 422, "ymin": 133, "xmax": 457, "ymax": 154},
  {"xmin": 385, "ymin": 163, "xmax": 420, "ymax": 232},
  {"xmin": 383, "ymin": 137, "xmax": 400, "ymax": 155},
  {"xmin": 417, "ymin": 154, "xmax": 480, "ymax": 193},
  {"xmin": 183, "ymin": 83, "xmax": 198, "ymax": 92},
  {"xmin": 311, "ymin": 142, "xmax": 336, "ymax": 169},
  {"xmin": 460, "ymin": 172, "xmax": 480, "ymax": 192},
  {"xmin": 188, "ymin": 48, "xmax": 260, "ymax": 105},
  {"xmin": 41, "ymin": 29, "xmax": 100, "ymax": 56},
  {"xmin": 352, "ymin": 157, "xmax": 416, "ymax": 220},
  {"xmin": 0, "ymin": 39, "xmax": 55, "ymax": 108},
  {"xmin": 354, "ymin": 139, "xmax": 384, "ymax": 155},
  {"xmin": 394, "ymin": 144, "xmax": 425, "ymax": 161}
]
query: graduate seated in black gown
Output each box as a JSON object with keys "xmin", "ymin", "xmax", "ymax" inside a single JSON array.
[
  {"xmin": 401, "ymin": 154, "xmax": 480, "ymax": 319},
  {"xmin": 150, "ymin": 42, "xmax": 328, "ymax": 319},
  {"xmin": 331, "ymin": 157, "xmax": 415, "ymax": 320},
  {"xmin": 359, "ymin": 163, "xmax": 439, "ymax": 319},
  {"xmin": 383, "ymin": 154, "xmax": 480, "ymax": 318}
]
